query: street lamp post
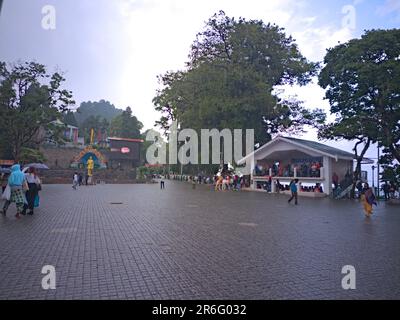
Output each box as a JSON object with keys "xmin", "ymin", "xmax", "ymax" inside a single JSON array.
[
  {"xmin": 377, "ymin": 145, "xmax": 380, "ymax": 199},
  {"xmin": 372, "ymin": 165, "xmax": 375, "ymax": 190}
]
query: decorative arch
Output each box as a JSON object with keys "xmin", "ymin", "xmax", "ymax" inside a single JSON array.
[{"xmin": 72, "ymin": 147, "xmax": 107, "ymax": 168}]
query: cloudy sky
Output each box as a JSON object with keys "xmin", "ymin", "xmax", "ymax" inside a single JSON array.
[{"xmin": 0, "ymin": 0, "xmax": 399, "ymax": 171}]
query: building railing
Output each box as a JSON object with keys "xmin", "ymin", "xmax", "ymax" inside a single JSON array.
[{"xmin": 253, "ymin": 167, "xmax": 324, "ymax": 179}]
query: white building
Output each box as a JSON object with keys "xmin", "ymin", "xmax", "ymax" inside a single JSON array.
[{"xmin": 237, "ymin": 136, "xmax": 366, "ymax": 197}]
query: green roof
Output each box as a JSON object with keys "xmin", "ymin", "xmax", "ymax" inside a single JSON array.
[{"xmin": 283, "ymin": 137, "xmax": 355, "ymax": 159}]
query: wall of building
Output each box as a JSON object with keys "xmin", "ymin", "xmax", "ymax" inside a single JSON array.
[
  {"xmin": 331, "ymin": 159, "xmax": 353, "ymax": 181},
  {"xmin": 40, "ymin": 146, "xmax": 82, "ymax": 169}
]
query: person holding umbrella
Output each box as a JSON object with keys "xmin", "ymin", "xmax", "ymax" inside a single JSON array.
[{"xmin": 23, "ymin": 167, "xmax": 41, "ymax": 215}]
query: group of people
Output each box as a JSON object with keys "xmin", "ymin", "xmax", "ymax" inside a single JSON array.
[
  {"xmin": 257, "ymin": 178, "xmax": 323, "ymax": 194},
  {"xmin": 72, "ymin": 172, "xmax": 94, "ymax": 189},
  {"xmin": 381, "ymin": 181, "xmax": 399, "ymax": 200},
  {"xmin": 0, "ymin": 164, "xmax": 42, "ymax": 219},
  {"xmin": 254, "ymin": 161, "xmax": 322, "ymax": 178},
  {"xmin": 166, "ymin": 173, "xmax": 247, "ymax": 191},
  {"xmin": 214, "ymin": 174, "xmax": 243, "ymax": 191},
  {"xmin": 360, "ymin": 182, "xmax": 377, "ymax": 217}
]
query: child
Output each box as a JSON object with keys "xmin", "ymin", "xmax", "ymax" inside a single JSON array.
[{"xmin": 72, "ymin": 172, "xmax": 79, "ymax": 190}]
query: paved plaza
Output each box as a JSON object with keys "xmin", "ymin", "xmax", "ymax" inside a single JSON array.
[{"xmin": 0, "ymin": 181, "xmax": 399, "ymax": 299}]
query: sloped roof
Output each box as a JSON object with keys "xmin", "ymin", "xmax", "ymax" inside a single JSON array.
[
  {"xmin": 282, "ymin": 137, "xmax": 355, "ymax": 159},
  {"xmin": 237, "ymin": 135, "xmax": 357, "ymax": 164}
]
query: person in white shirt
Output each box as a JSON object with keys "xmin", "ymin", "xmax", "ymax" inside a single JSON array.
[
  {"xmin": 72, "ymin": 172, "xmax": 79, "ymax": 190},
  {"xmin": 23, "ymin": 167, "xmax": 41, "ymax": 215}
]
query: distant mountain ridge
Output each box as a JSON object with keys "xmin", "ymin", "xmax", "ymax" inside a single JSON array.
[{"xmin": 73, "ymin": 100, "xmax": 123, "ymax": 125}]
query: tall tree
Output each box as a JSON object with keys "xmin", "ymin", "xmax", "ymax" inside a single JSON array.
[
  {"xmin": 79, "ymin": 115, "xmax": 106, "ymax": 144},
  {"xmin": 110, "ymin": 107, "xmax": 143, "ymax": 138},
  {"xmin": 0, "ymin": 61, "xmax": 74, "ymax": 161},
  {"xmin": 154, "ymin": 11, "xmax": 325, "ymax": 145},
  {"xmin": 63, "ymin": 110, "xmax": 78, "ymax": 127},
  {"xmin": 319, "ymin": 29, "xmax": 400, "ymax": 191}
]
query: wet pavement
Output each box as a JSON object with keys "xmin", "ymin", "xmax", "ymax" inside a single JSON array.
[{"xmin": 0, "ymin": 181, "xmax": 399, "ymax": 299}]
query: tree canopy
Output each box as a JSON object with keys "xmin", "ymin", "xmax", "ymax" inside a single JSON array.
[
  {"xmin": 0, "ymin": 61, "xmax": 74, "ymax": 161},
  {"xmin": 110, "ymin": 107, "xmax": 143, "ymax": 139},
  {"xmin": 318, "ymin": 29, "xmax": 400, "ymax": 186},
  {"xmin": 153, "ymin": 11, "xmax": 325, "ymax": 145}
]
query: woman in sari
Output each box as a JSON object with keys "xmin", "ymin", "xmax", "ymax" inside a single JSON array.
[
  {"xmin": 8, "ymin": 164, "xmax": 27, "ymax": 219},
  {"xmin": 361, "ymin": 183, "xmax": 377, "ymax": 217}
]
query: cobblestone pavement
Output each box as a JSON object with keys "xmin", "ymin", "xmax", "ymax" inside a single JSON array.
[{"xmin": 0, "ymin": 181, "xmax": 399, "ymax": 300}]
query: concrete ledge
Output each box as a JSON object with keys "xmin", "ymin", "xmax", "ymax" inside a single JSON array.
[{"xmin": 243, "ymin": 188, "xmax": 327, "ymax": 197}]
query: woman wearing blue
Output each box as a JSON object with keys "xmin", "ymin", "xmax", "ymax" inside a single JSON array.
[
  {"xmin": 288, "ymin": 179, "xmax": 299, "ymax": 205},
  {"xmin": 7, "ymin": 164, "xmax": 27, "ymax": 219}
]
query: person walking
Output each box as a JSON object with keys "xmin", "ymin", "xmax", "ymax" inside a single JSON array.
[
  {"xmin": 1, "ymin": 172, "xmax": 11, "ymax": 215},
  {"xmin": 361, "ymin": 183, "xmax": 377, "ymax": 217},
  {"xmin": 276, "ymin": 179, "xmax": 281, "ymax": 194},
  {"xmin": 382, "ymin": 181, "xmax": 390, "ymax": 200},
  {"xmin": 160, "ymin": 176, "xmax": 165, "ymax": 189},
  {"xmin": 288, "ymin": 179, "xmax": 299, "ymax": 205},
  {"xmin": 6, "ymin": 164, "xmax": 27, "ymax": 219},
  {"xmin": 23, "ymin": 167, "xmax": 40, "ymax": 215},
  {"xmin": 72, "ymin": 172, "xmax": 79, "ymax": 190},
  {"xmin": 191, "ymin": 177, "xmax": 196, "ymax": 189},
  {"xmin": 1, "ymin": 172, "xmax": 8, "ymax": 193}
]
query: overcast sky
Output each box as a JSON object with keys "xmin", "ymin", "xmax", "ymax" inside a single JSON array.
[{"xmin": 0, "ymin": 0, "xmax": 399, "ymax": 172}]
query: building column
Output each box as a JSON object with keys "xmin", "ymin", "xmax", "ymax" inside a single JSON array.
[
  {"xmin": 250, "ymin": 157, "xmax": 256, "ymax": 189},
  {"xmin": 323, "ymin": 156, "xmax": 332, "ymax": 195}
]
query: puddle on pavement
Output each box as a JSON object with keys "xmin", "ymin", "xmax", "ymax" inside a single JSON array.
[{"xmin": 238, "ymin": 222, "xmax": 258, "ymax": 227}]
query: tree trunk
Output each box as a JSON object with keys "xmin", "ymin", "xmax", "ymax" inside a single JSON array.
[
  {"xmin": 389, "ymin": 144, "xmax": 400, "ymax": 164},
  {"xmin": 350, "ymin": 138, "xmax": 371, "ymax": 198},
  {"xmin": 13, "ymin": 144, "xmax": 21, "ymax": 163}
]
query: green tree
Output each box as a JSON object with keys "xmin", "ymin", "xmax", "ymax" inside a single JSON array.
[
  {"xmin": 110, "ymin": 107, "xmax": 143, "ymax": 138},
  {"xmin": 63, "ymin": 110, "xmax": 78, "ymax": 127},
  {"xmin": 75, "ymin": 100, "xmax": 122, "ymax": 126},
  {"xmin": 154, "ymin": 11, "xmax": 325, "ymax": 145},
  {"xmin": 318, "ymin": 29, "xmax": 400, "ymax": 194},
  {"xmin": 19, "ymin": 147, "xmax": 47, "ymax": 164},
  {"xmin": 79, "ymin": 115, "xmax": 107, "ymax": 144},
  {"xmin": 0, "ymin": 61, "xmax": 74, "ymax": 161}
]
